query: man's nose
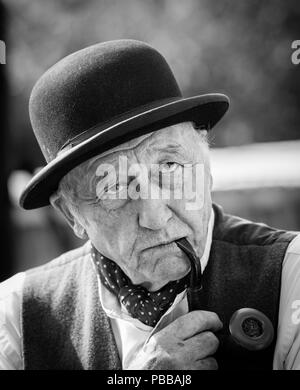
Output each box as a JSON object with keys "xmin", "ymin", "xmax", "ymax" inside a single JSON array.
[
  {"xmin": 130, "ymin": 163, "xmax": 172, "ymax": 230},
  {"xmin": 138, "ymin": 197, "xmax": 172, "ymax": 230}
]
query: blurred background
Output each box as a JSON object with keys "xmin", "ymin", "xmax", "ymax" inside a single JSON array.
[{"xmin": 0, "ymin": 0, "xmax": 299, "ymax": 281}]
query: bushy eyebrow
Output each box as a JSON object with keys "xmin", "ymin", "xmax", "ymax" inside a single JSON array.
[{"xmin": 150, "ymin": 142, "xmax": 189, "ymax": 157}]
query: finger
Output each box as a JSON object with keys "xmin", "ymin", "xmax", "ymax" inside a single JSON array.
[
  {"xmin": 195, "ymin": 357, "xmax": 218, "ymax": 370},
  {"xmin": 168, "ymin": 310, "xmax": 223, "ymax": 340},
  {"xmin": 185, "ymin": 331, "xmax": 220, "ymax": 359}
]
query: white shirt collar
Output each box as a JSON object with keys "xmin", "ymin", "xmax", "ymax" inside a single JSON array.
[{"xmin": 91, "ymin": 207, "xmax": 215, "ymax": 331}]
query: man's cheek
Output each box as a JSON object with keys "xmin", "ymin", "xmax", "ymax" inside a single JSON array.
[{"xmin": 108, "ymin": 221, "xmax": 139, "ymax": 262}]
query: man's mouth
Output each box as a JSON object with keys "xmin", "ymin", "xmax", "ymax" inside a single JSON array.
[{"xmin": 142, "ymin": 237, "xmax": 187, "ymax": 254}]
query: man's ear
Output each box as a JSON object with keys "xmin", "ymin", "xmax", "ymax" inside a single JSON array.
[{"xmin": 50, "ymin": 192, "xmax": 88, "ymax": 240}]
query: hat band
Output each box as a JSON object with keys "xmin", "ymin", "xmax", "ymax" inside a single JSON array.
[{"xmin": 57, "ymin": 96, "xmax": 181, "ymax": 156}]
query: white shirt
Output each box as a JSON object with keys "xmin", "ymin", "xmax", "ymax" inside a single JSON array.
[{"xmin": 1, "ymin": 211, "xmax": 300, "ymax": 370}]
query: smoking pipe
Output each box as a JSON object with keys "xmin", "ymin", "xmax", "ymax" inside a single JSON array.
[{"xmin": 175, "ymin": 237, "xmax": 274, "ymax": 352}]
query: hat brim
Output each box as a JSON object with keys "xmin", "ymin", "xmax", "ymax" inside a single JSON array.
[{"xmin": 20, "ymin": 93, "xmax": 229, "ymax": 209}]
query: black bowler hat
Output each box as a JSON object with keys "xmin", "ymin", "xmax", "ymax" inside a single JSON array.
[{"xmin": 20, "ymin": 39, "xmax": 229, "ymax": 209}]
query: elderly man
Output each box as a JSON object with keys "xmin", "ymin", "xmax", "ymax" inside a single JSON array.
[{"xmin": 1, "ymin": 40, "xmax": 300, "ymax": 370}]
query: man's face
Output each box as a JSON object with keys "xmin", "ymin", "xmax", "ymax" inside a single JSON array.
[{"xmin": 59, "ymin": 123, "xmax": 212, "ymax": 291}]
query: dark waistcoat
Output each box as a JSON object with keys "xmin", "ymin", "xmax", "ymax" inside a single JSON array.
[{"xmin": 22, "ymin": 204, "xmax": 297, "ymax": 370}]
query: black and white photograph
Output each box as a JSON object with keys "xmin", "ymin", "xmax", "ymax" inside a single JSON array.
[{"xmin": 0, "ymin": 0, "xmax": 300, "ymax": 373}]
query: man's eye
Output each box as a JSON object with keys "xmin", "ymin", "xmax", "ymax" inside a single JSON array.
[
  {"xmin": 102, "ymin": 182, "xmax": 126, "ymax": 196},
  {"xmin": 159, "ymin": 162, "xmax": 181, "ymax": 173},
  {"xmin": 104, "ymin": 182, "xmax": 118, "ymax": 193}
]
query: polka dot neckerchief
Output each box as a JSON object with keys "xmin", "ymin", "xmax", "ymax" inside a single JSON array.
[{"xmin": 91, "ymin": 246, "xmax": 189, "ymax": 327}]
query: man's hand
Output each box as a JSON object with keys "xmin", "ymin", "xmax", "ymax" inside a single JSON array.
[{"xmin": 125, "ymin": 310, "xmax": 223, "ymax": 370}]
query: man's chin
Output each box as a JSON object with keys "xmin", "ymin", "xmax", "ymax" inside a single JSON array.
[{"xmin": 142, "ymin": 253, "xmax": 191, "ymax": 292}]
